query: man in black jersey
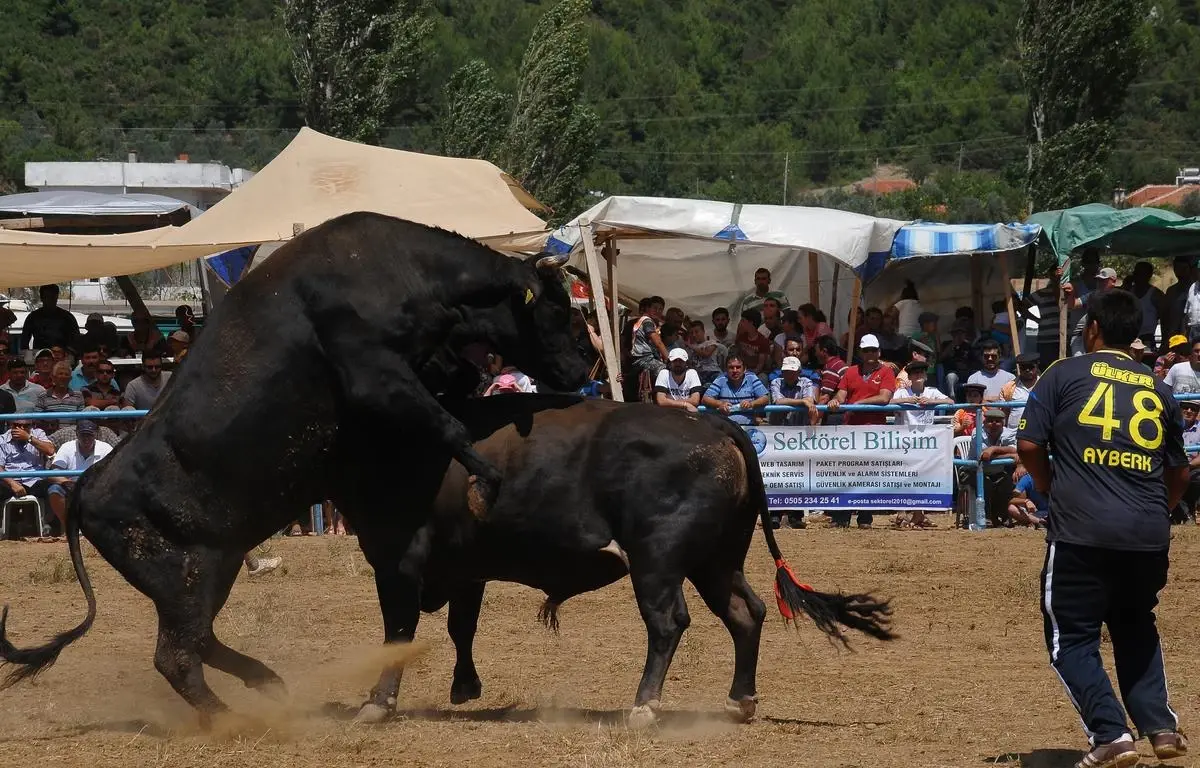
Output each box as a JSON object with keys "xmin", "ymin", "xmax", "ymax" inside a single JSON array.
[{"xmin": 1018, "ymin": 289, "xmax": 1189, "ymax": 768}]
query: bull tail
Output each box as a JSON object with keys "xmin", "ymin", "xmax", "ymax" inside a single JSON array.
[
  {"xmin": 0, "ymin": 486, "xmax": 97, "ymax": 688},
  {"xmin": 723, "ymin": 422, "xmax": 896, "ymax": 646}
]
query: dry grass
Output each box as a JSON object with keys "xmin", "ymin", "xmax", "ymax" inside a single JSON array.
[{"xmin": 0, "ymin": 519, "xmax": 1198, "ymax": 768}]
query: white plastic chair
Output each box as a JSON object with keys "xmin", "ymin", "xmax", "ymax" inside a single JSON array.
[
  {"xmin": 1, "ymin": 496, "xmax": 46, "ymax": 539},
  {"xmin": 953, "ymin": 435, "xmax": 974, "ymax": 460}
]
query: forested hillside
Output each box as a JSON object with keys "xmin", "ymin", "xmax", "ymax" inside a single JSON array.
[{"xmin": 1, "ymin": 0, "xmax": 1197, "ymax": 216}]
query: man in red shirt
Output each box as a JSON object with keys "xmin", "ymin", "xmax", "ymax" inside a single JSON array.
[{"xmin": 828, "ymin": 334, "xmax": 896, "ymax": 426}]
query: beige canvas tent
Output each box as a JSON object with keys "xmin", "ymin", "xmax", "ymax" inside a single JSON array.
[{"xmin": 0, "ymin": 128, "xmax": 550, "ymax": 287}]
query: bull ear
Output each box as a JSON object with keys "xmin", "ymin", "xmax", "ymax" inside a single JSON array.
[{"xmin": 535, "ymin": 252, "xmax": 568, "ymax": 274}]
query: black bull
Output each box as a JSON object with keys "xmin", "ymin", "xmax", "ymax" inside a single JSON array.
[
  {"xmin": 357, "ymin": 395, "xmax": 896, "ymax": 726},
  {"xmin": 0, "ymin": 212, "xmax": 589, "ymax": 722}
]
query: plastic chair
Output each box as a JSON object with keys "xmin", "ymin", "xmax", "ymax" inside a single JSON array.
[
  {"xmin": 952, "ymin": 436, "xmax": 975, "ymax": 529},
  {"xmin": 1, "ymin": 496, "xmax": 46, "ymax": 540}
]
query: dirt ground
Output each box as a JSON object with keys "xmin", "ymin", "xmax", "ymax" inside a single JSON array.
[{"xmin": 1, "ymin": 517, "xmax": 1197, "ymax": 768}]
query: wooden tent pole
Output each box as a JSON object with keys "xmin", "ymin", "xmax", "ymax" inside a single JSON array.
[
  {"xmin": 581, "ymin": 220, "xmax": 623, "ymax": 402},
  {"xmin": 1002, "ymin": 253, "xmax": 1021, "ymax": 355},
  {"xmin": 830, "ymin": 263, "xmax": 841, "ymax": 334},
  {"xmin": 846, "ymin": 277, "xmax": 862, "ymax": 358}
]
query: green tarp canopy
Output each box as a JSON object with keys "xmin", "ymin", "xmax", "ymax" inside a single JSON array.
[{"xmin": 1027, "ymin": 203, "xmax": 1200, "ymax": 266}]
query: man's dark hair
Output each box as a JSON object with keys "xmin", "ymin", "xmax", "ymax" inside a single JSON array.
[
  {"xmin": 754, "ymin": 267, "xmax": 770, "ymax": 278},
  {"xmin": 40, "ymin": 283, "xmax": 59, "ymax": 294},
  {"xmin": 7, "ymin": 358, "xmax": 27, "ymax": 371},
  {"xmin": 955, "ymin": 306, "xmax": 974, "ymax": 320},
  {"xmin": 980, "ymin": 339, "xmax": 1001, "ymax": 352},
  {"xmin": 79, "ymin": 339, "xmax": 100, "ymax": 355},
  {"xmin": 711, "ymin": 307, "xmax": 729, "ymax": 320},
  {"xmin": 725, "ymin": 353, "xmax": 746, "ymax": 369},
  {"xmin": 865, "ymin": 306, "xmax": 883, "ymax": 319},
  {"xmin": 797, "ymin": 303, "xmax": 817, "ymax": 318},
  {"xmin": 781, "ymin": 308, "xmax": 800, "ymax": 327},
  {"xmin": 659, "ymin": 322, "xmax": 679, "ymax": 339},
  {"xmin": 1088, "ymin": 288, "xmax": 1141, "ymax": 347},
  {"xmin": 741, "ymin": 308, "xmax": 762, "ymax": 327},
  {"xmin": 142, "ymin": 351, "xmax": 164, "ymax": 365},
  {"xmin": 689, "ymin": 319, "xmax": 705, "ymax": 330},
  {"xmin": 638, "ymin": 297, "xmax": 655, "ymax": 312},
  {"xmin": 816, "ymin": 335, "xmax": 839, "ymax": 356},
  {"xmin": 648, "ymin": 295, "xmax": 665, "ymax": 307}
]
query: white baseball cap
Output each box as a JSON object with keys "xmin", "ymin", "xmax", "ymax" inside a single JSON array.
[
  {"xmin": 781, "ymin": 356, "xmax": 802, "ymax": 372},
  {"xmin": 667, "ymin": 347, "xmax": 689, "ymax": 362},
  {"xmin": 1097, "ymin": 267, "xmax": 1118, "ymax": 280},
  {"xmin": 859, "ymin": 333, "xmax": 880, "ymax": 349}
]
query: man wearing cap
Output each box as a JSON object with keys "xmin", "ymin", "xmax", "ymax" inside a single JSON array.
[
  {"xmin": 957, "ymin": 408, "xmax": 1019, "ymax": 527},
  {"xmin": 30, "ymin": 348, "xmax": 54, "ymax": 388},
  {"xmin": 0, "ymin": 417, "xmax": 55, "ymax": 534},
  {"xmin": 967, "ymin": 339, "xmax": 1015, "ymax": 401},
  {"xmin": 892, "ymin": 338, "xmax": 936, "ymax": 390},
  {"xmin": 1163, "ymin": 337, "xmax": 1200, "ymax": 396},
  {"xmin": 654, "ymin": 348, "xmax": 703, "ymax": 411},
  {"xmin": 1154, "ymin": 334, "xmax": 1190, "ymax": 379},
  {"xmin": 1064, "ymin": 265, "xmax": 1118, "ymax": 356},
  {"xmin": 827, "ymin": 334, "xmax": 896, "ymax": 528},
  {"xmin": 1000, "ymin": 353, "xmax": 1041, "ymax": 430},
  {"xmin": 45, "ymin": 418, "xmax": 113, "ymax": 534},
  {"xmin": 891, "ymin": 360, "xmax": 951, "ymax": 427},
  {"xmin": 828, "ymin": 334, "xmax": 896, "ymax": 427},
  {"xmin": 168, "ymin": 330, "xmax": 190, "ymax": 362},
  {"xmin": 769, "ymin": 356, "xmax": 818, "ymax": 426}
]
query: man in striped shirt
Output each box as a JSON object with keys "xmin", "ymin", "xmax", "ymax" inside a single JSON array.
[{"xmin": 813, "ymin": 335, "xmax": 847, "ymax": 422}]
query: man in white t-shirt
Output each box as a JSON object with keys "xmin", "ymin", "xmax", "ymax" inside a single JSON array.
[
  {"xmin": 653, "ymin": 348, "xmax": 703, "ymax": 411},
  {"xmin": 967, "ymin": 339, "xmax": 1016, "ymax": 401},
  {"xmin": 890, "ymin": 361, "xmax": 952, "ymax": 426},
  {"xmin": 1164, "ymin": 338, "xmax": 1200, "ymax": 396},
  {"xmin": 45, "ymin": 419, "xmax": 112, "ymax": 532}
]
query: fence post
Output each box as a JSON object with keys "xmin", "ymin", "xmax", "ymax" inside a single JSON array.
[{"xmin": 972, "ymin": 404, "xmax": 986, "ymax": 530}]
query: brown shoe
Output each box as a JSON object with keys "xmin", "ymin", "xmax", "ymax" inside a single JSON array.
[
  {"xmin": 1150, "ymin": 729, "xmax": 1188, "ymax": 759},
  {"xmin": 1074, "ymin": 739, "xmax": 1138, "ymax": 768}
]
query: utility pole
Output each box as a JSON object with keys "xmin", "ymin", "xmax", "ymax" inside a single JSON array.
[
  {"xmin": 957, "ymin": 143, "xmax": 965, "ymax": 174},
  {"xmin": 782, "ymin": 152, "xmax": 789, "ymax": 204}
]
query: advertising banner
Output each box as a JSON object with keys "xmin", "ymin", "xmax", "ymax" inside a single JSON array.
[{"xmin": 743, "ymin": 424, "xmax": 954, "ymax": 510}]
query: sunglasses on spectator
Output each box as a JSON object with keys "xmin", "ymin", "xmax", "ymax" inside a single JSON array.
[{"xmin": 143, "ymin": 364, "xmax": 161, "ymax": 371}]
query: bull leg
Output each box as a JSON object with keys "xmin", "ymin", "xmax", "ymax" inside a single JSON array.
[
  {"xmin": 313, "ymin": 317, "xmax": 504, "ymax": 504},
  {"xmin": 448, "ymin": 582, "xmax": 485, "ymax": 704},
  {"xmin": 356, "ymin": 557, "xmax": 422, "ymax": 723},
  {"xmin": 628, "ymin": 572, "xmax": 690, "ymax": 729},
  {"xmin": 689, "ymin": 568, "xmax": 767, "ymax": 723},
  {"xmin": 200, "ymin": 551, "xmax": 287, "ymax": 697}
]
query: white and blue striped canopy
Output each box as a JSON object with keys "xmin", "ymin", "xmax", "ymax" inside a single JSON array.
[{"xmin": 890, "ymin": 221, "xmax": 1041, "ymax": 260}]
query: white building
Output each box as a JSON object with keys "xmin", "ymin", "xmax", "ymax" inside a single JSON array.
[
  {"xmin": 25, "ymin": 153, "xmax": 255, "ymax": 212},
  {"xmin": 21, "ymin": 154, "xmax": 256, "ymax": 304}
]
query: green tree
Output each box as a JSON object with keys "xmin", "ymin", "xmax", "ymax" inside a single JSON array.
[
  {"xmin": 282, "ymin": 0, "xmax": 434, "ymax": 143},
  {"xmin": 1018, "ymin": 0, "xmax": 1148, "ymax": 211},
  {"xmin": 441, "ymin": 0, "xmax": 598, "ymax": 222}
]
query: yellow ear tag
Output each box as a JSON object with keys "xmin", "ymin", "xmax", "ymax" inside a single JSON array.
[{"xmin": 524, "ymin": 288, "xmax": 534, "ymax": 305}]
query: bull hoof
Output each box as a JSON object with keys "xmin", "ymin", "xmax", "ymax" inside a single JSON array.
[
  {"xmin": 723, "ymin": 696, "xmax": 757, "ymax": 723},
  {"xmin": 450, "ymin": 677, "xmax": 482, "ymax": 705},
  {"xmin": 354, "ymin": 702, "xmax": 394, "ymax": 724},
  {"xmin": 628, "ymin": 701, "xmax": 660, "ymax": 730}
]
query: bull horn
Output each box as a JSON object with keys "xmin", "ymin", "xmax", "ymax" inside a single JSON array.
[{"xmin": 535, "ymin": 252, "xmax": 569, "ymax": 271}]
